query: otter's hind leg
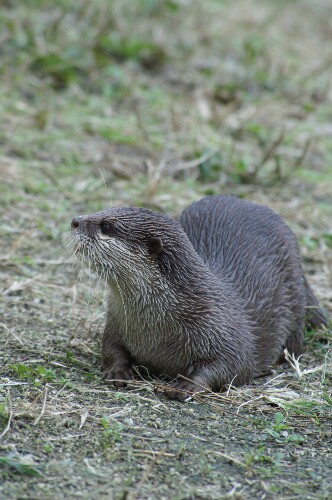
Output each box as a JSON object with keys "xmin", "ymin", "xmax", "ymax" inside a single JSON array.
[
  {"xmin": 284, "ymin": 324, "xmax": 304, "ymax": 358},
  {"xmin": 280, "ymin": 297, "xmax": 305, "ymax": 361},
  {"xmin": 163, "ymin": 359, "xmax": 254, "ymax": 401},
  {"xmin": 304, "ymin": 276, "xmax": 329, "ymax": 329}
]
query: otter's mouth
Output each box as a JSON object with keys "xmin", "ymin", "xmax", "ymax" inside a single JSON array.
[
  {"xmin": 66, "ymin": 232, "xmax": 92, "ymax": 261},
  {"xmin": 72, "ymin": 237, "xmax": 92, "ymax": 258},
  {"xmin": 71, "ymin": 234, "xmax": 113, "ymax": 275},
  {"xmin": 67, "ymin": 232, "xmax": 84, "ymax": 253}
]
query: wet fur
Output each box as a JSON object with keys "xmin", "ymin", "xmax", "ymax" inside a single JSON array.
[{"xmin": 69, "ymin": 195, "xmax": 328, "ymax": 400}]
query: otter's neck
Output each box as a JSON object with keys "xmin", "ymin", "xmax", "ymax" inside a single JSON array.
[
  {"xmin": 108, "ymin": 247, "xmax": 224, "ymax": 331},
  {"xmin": 109, "ymin": 264, "xmax": 179, "ymax": 315}
]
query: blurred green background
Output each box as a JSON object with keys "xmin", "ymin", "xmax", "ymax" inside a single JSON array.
[{"xmin": 1, "ymin": 0, "xmax": 332, "ymax": 219}]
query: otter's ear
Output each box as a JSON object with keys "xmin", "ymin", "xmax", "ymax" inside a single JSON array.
[{"xmin": 147, "ymin": 236, "xmax": 163, "ymax": 257}]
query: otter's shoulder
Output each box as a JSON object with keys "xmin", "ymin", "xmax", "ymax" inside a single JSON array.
[
  {"xmin": 180, "ymin": 195, "xmax": 285, "ymax": 228},
  {"xmin": 181, "ymin": 195, "xmax": 276, "ymax": 216},
  {"xmin": 179, "ymin": 195, "xmax": 297, "ymax": 259}
]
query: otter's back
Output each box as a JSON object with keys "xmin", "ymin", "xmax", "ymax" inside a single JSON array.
[
  {"xmin": 180, "ymin": 196, "xmax": 298, "ymax": 270},
  {"xmin": 179, "ymin": 195, "xmax": 306, "ymax": 371}
]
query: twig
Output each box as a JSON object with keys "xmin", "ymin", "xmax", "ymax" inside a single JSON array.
[
  {"xmin": 131, "ymin": 100, "xmax": 150, "ymax": 142},
  {"xmin": 213, "ymin": 451, "xmax": 247, "ymax": 469},
  {"xmin": 170, "ymin": 149, "xmax": 218, "ymax": 173},
  {"xmin": 34, "ymin": 386, "xmax": 48, "ymax": 426},
  {"xmin": 131, "ymin": 449, "xmax": 176, "ymax": 458},
  {"xmin": 259, "ymin": 131, "xmax": 285, "ymax": 167},
  {"xmin": 0, "ymin": 389, "xmax": 13, "ymax": 438},
  {"xmin": 291, "ymin": 139, "xmax": 311, "ymax": 171},
  {"xmin": 79, "ymin": 410, "xmax": 89, "ymax": 429},
  {"xmin": 236, "ymin": 395, "xmax": 264, "ymax": 413},
  {"xmin": 49, "ymin": 381, "xmax": 70, "ymax": 400},
  {"xmin": 284, "ymin": 348, "xmax": 324, "ymax": 378}
]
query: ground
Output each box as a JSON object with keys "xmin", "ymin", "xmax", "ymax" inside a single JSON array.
[{"xmin": 0, "ymin": 1, "xmax": 332, "ymax": 498}]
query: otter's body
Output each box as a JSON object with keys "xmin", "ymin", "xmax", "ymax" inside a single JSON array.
[{"xmin": 69, "ymin": 195, "xmax": 327, "ymax": 400}]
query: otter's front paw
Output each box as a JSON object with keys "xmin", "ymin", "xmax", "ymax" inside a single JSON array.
[
  {"xmin": 164, "ymin": 380, "xmax": 203, "ymax": 401},
  {"xmin": 103, "ymin": 367, "xmax": 133, "ymax": 388}
]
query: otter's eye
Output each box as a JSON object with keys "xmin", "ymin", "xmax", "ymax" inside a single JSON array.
[{"xmin": 100, "ymin": 221, "xmax": 114, "ymax": 235}]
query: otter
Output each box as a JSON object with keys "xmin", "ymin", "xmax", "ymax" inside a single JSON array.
[{"xmin": 69, "ymin": 195, "xmax": 328, "ymax": 400}]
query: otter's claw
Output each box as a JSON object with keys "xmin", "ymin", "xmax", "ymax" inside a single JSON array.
[
  {"xmin": 103, "ymin": 368, "xmax": 133, "ymax": 388},
  {"xmin": 164, "ymin": 380, "xmax": 202, "ymax": 401}
]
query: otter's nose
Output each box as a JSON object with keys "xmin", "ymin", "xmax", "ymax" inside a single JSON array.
[{"xmin": 71, "ymin": 216, "xmax": 83, "ymax": 229}]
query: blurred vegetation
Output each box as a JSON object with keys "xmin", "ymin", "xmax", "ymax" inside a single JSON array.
[{"xmin": 1, "ymin": 0, "xmax": 332, "ymax": 213}]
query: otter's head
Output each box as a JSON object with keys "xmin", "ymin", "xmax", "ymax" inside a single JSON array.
[{"xmin": 69, "ymin": 206, "xmax": 193, "ymax": 286}]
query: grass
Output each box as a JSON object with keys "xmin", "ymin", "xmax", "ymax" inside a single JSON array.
[{"xmin": 0, "ymin": 0, "xmax": 332, "ymax": 498}]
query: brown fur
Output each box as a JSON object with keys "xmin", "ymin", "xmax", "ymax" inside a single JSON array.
[{"xmin": 69, "ymin": 195, "xmax": 328, "ymax": 400}]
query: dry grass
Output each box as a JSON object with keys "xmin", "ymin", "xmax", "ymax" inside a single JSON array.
[{"xmin": 1, "ymin": 0, "xmax": 332, "ymax": 498}]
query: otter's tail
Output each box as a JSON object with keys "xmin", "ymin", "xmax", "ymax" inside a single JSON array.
[{"xmin": 304, "ymin": 277, "xmax": 329, "ymax": 330}]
